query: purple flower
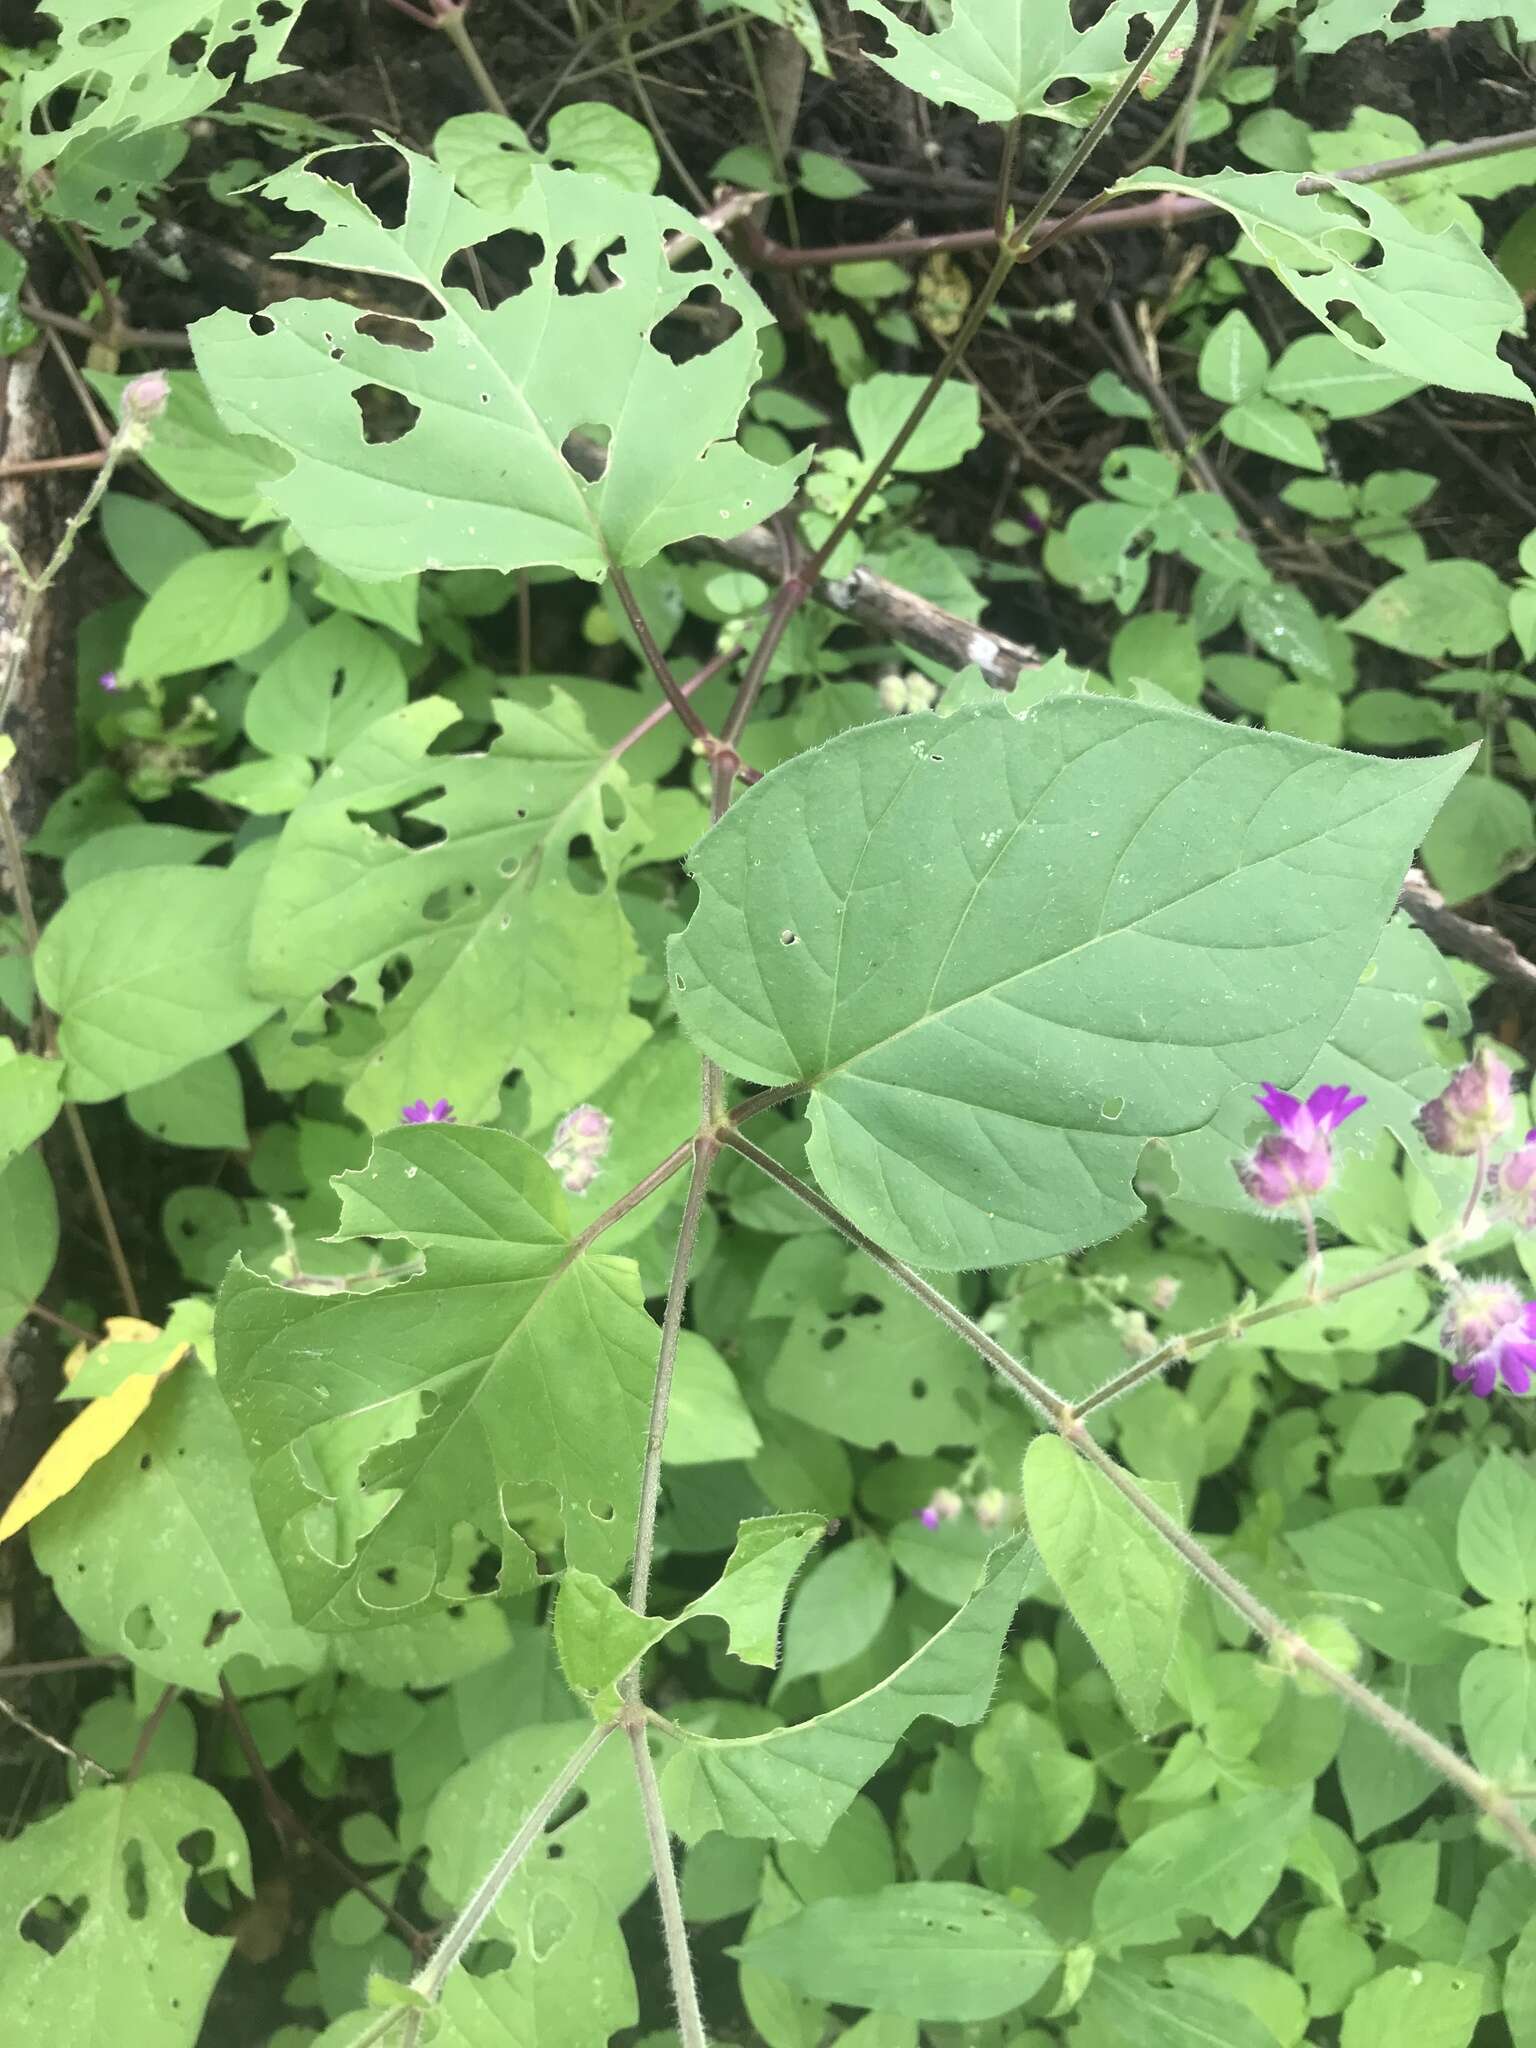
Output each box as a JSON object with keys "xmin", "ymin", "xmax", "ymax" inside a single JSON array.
[
  {"xmin": 98, "ymin": 670, "xmax": 120, "ymax": 694},
  {"xmin": 1495, "ymin": 1130, "xmax": 1536, "ymax": 1230},
  {"xmin": 1443, "ymin": 1280, "xmax": 1536, "ymax": 1397},
  {"xmin": 916, "ymin": 1486, "xmax": 963, "ymax": 1531},
  {"xmin": 401, "ymin": 1097, "xmax": 454, "ymax": 1125},
  {"xmin": 1235, "ymin": 1082, "xmax": 1366, "ymax": 1209},
  {"xmin": 545, "ymin": 1103, "xmax": 612, "ymax": 1195},
  {"xmin": 1416, "ymin": 1051, "xmax": 1513, "ymax": 1157}
]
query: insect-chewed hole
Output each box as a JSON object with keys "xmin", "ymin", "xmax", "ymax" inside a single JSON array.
[
  {"xmin": 1326, "ymin": 300, "xmax": 1385, "ymax": 349},
  {"xmin": 553, "ymin": 235, "xmax": 626, "ymax": 295},
  {"xmin": 352, "ymin": 384, "xmax": 421, "ymax": 446},
  {"xmin": 208, "ymin": 31, "xmax": 258, "ymax": 83},
  {"xmin": 257, "ymin": 0, "xmax": 295, "ymax": 23},
  {"xmin": 20, "ymin": 1895, "xmax": 88, "ymax": 1955},
  {"xmin": 80, "ymin": 15, "xmax": 131, "ymax": 43},
  {"xmin": 588, "ymin": 1499, "xmax": 615, "ymax": 1522},
  {"xmin": 780, "ymin": 928, "xmax": 798, "ymax": 945},
  {"xmin": 168, "ymin": 29, "xmax": 207, "ymax": 66},
  {"xmin": 124, "ymin": 1602, "xmax": 166, "ymax": 1651},
  {"xmin": 356, "ymin": 311, "xmax": 436, "ymax": 353},
  {"xmin": 202, "ymin": 1608, "xmax": 242, "ymax": 1648},
  {"xmin": 910, "ymin": 1378, "xmax": 928, "ymax": 1399},
  {"xmin": 820, "ymin": 1326, "xmax": 847, "ymax": 1353},
  {"xmin": 1044, "ymin": 73, "xmax": 1089, "ymax": 106},
  {"xmin": 177, "ymin": 1829, "xmax": 216, "ymax": 1869},
  {"xmin": 561, "ymin": 424, "xmax": 608, "ymax": 479},
  {"xmin": 1101, "ymin": 1096, "xmax": 1124, "ymax": 1121},
  {"xmin": 648, "ymin": 284, "xmax": 743, "ymax": 365},
  {"xmin": 248, "ymin": 311, "xmax": 275, "ymax": 337},
  {"xmin": 121, "ymin": 1839, "xmax": 149, "ymax": 1922},
  {"xmin": 1391, "ymin": 0, "xmax": 1425, "ymax": 18},
  {"xmin": 463, "ymin": 1938, "xmax": 517, "ymax": 1977}
]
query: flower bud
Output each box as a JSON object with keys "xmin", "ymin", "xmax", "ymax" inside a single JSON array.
[
  {"xmin": 546, "ymin": 1103, "xmax": 612, "ymax": 1194},
  {"xmin": 121, "ymin": 371, "xmax": 170, "ymax": 421},
  {"xmin": 973, "ymin": 1487, "xmax": 1012, "ymax": 1530},
  {"xmin": 917, "ymin": 1486, "xmax": 963, "ymax": 1531},
  {"xmin": 1415, "ymin": 1050, "xmax": 1513, "ymax": 1157},
  {"xmin": 1150, "ymin": 1274, "xmax": 1181, "ymax": 1313}
]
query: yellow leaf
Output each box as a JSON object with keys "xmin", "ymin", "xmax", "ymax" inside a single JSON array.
[{"xmin": 1, "ymin": 1319, "xmax": 187, "ymax": 1543}]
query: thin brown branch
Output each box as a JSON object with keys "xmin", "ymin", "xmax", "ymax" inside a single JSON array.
[{"xmin": 1399, "ymin": 867, "xmax": 1536, "ymax": 996}]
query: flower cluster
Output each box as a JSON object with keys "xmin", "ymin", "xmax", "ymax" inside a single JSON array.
[
  {"xmin": 1234, "ymin": 1082, "xmax": 1366, "ymax": 1211},
  {"xmin": 916, "ymin": 1485, "xmax": 1015, "ymax": 1532},
  {"xmin": 546, "ymin": 1104, "xmax": 613, "ymax": 1195},
  {"xmin": 1442, "ymin": 1281, "xmax": 1536, "ymax": 1398},
  {"xmin": 1415, "ymin": 1048, "xmax": 1511, "ymax": 1157}
]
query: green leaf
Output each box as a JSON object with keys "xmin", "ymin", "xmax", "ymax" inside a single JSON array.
[
  {"xmin": 32, "ymin": 1366, "xmax": 323, "ymax": 1690},
  {"xmin": 1092, "ymin": 1788, "xmax": 1311, "ymax": 1951},
  {"xmin": 198, "ymin": 754, "xmax": 315, "ymax": 815},
  {"xmin": 98, "ymin": 492, "xmax": 207, "ymax": 593},
  {"xmin": 214, "ymin": 1125, "xmax": 657, "ymax": 1627},
  {"xmin": 1022, "ymin": 1435, "xmax": 1185, "ymax": 1734},
  {"xmin": 0, "ymin": 1045, "xmax": 62, "ymax": 1170},
  {"xmin": 125, "ymin": 1050, "xmax": 249, "ymax": 1150},
  {"xmin": 0, "ymin": 1775, "xmax": 250, "ymax": 2044},
  {"xmin": 768, "ymin": 1254, "xmax": 985, "ymax": 1451},
  {"xmin": 119, "ymin": 546, "xmax": 290, "ymax": 686},
  {"xmin": 662, "ymin": 1531, "xmax": 1036, "ymax": 1845},
  {"xmin": 798, "ymin": 149, "xmax": 868, "ymax": 200},
  {"xmin": 704, "ymin": 0, "xmax": 830, "ymax": 75},
  {"xmin": 1302, "ymin": 0, "xmax": 1536, "ymax": 54},
  {"xmin": 1508, "ymin": 1916, "xmax": 1536, "ymax": 2048},
  {"xmin": 1422, "ymin": 773, "xmax": 1536, "ymax": 905},
  {"xmin": 1458, "ymin": 1451, "xmax": 1536, "ymax": 1606},
  {"xmin": 245, "ymin": 613, "xmax": 409, "ymax": 760},
  {"xmin": 1289, "ymin": 1507, "xmax": 1465, "ymax": 1663},
  {"xmin": 1221, "ymin": 397, "xmax": 1327, "ymax": 472},
  {"xmin": 555, "ymin": 1512, "xmax": 826, "ymax": 1703},
  {"xmin": 427, "ymin": 1722, "xmax": 651, "ymax": 1925},
  {"xmin": 1459, "ymin": 1645, "xmax": 1536, "ymax": 1785},
  {"xmin": 247, "ymin": 694, "xmax": 649, "ymax": 1132},
  {"xmin": 1339, "ymin": 1963, "xmax": 1480, "ymax": 2048},
  {"xmin": 1116, "ymin": 167, "xmax": 1530, "ymax": 404},
  {"xmin": 1080, "ymin": 1965, "xmax": 1284, "ymax": 2048},
  {"xmin": 847, "ymin": 376, "xmax": 983, "ymax": 474},
  {"xmin": 971, "ymin": 1700, "xmax": 1095, "ymax": 1876},
  {"xmin": 1265, "ymin": 333, "xmax": 1418, "ymax": 418},
  {"xmin": 1199, "ymin": 310, "xmax": 1269, "ymax": 405},
  {"xmin": 851, "ymin": 0, "xmax": 1161, "ymax": 126},
  {"xmin": 778, "ymin": 1537, "xmax": 895, "ymax": 1687},
  {"xmin": 664, "ymin": 1331, "xmax": 762, "ymax": 1465},
  {"xmin": 0, "ymin": 1147, "xmax": 58, "ymax": 1342},
  {"xmin": 671, "ymin": 696, "xmax": 1466, "ymax": 1270},
  {"xmin": 545, "ymin": 101, "xmax": 660, "ymax": 193},
  {"xmin": 35, "ymin": 863, "xmax": 274, "ymax": 1104},
  {"xmin": 1345, "ymin": 561, "xmax": 1511, "ymax": 658},
  {"xmin": 88, "ymin": 371, "xmax": 284, "ymax": 519},
  {"xmin": 732, "ymin": 1883, "xmax": 1059, "ymax": 2022},
  {"xmin": 191, "ymin": 150, "xmax": 804, "ymax": 581}
]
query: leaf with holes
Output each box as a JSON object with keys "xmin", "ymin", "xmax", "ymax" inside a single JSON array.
[
  {"xmin": 30, "ymin": 1364, "xmax": 324, "ymax": 1688},
  {"xmin": 243, "ymin": 612, "xmax": 408, "ymax": 760},
  {"xmin": 662, "ymin": 1532, "xmax": 1037, "ymax": 1845},
  {"xmin": 246, "ymin": 692, "xmax": 650, "ymax": 1132},
  {"xmin": 0, "ymin": 1774, "xmax": 251, "ymax": 2046},
  {"xmin": 190, "ymin": 147, "xmax": 806, "ymax": 580},
  {"xmin": 19, "ymin": 2, "xmax": 306, "ymax": 234},
  {"xmin": 1114, "ymin": 167, "xmax": 1530, "ymax": 403},
  {"xmin": 671, "ymin": 697, "xmax": 1466, "ymax": 1270},
  {"xmin": 1301, "ymin": 0, "xmax": 1536, "ymax": 55},
  {"xmin": 213, "ymin": 1125, "xmax": 657, "ymax": 1629},
  {"xmin": 851, "ymin": 0, "xmax": 1159, "ymax": 126}
]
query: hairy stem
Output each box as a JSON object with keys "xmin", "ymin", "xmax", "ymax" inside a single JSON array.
[
  {"xmin": 607, "ymin": 563, "xmax": 716, "ymax": 747},
  {"xmin": 723, "ymin": 1131, "xmax": 1067, "ymax": 1422},
  {"xmin": 629, "ymin": 1126, "xmax": 719, "ymax": 1615},
  {"xmin": 1063, "ymin": 1421, "xmax": 1536, "ymax": 1864},
  {"xmin": 627, "ymin": 1718, "xmax": 709, "ymax": 2047}
]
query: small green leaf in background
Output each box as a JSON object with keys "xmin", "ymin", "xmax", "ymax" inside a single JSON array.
[
  {"xmin": 0, "ymin": 1147, "xmax": 58, "ymax": 1342},
  {"xmin": 777, "ymin": 1536, "xmax": 894, "ymax": 1687},
  {"xmin": 663, "ymin": 1331, "xmax": 762, "ymax": 1465},
  {"xmin": 1092, "ymin": 1789, "xmax": 1311, "ymax": 1952},
  {"xmin": 1421, "ymin": 773, "xmax": 1536, "ymax": 906},
  {"xmin": 88, "ymin": 372, "xmax": 284, "ymax": 521},
  {"xmin": 848, "ymin": 375, "xmax": 983, "ymax": 474},
  {"xmin": 119, "ymin": 546, "xmax": 289, "ymax": 686},
  {"xmin": 34, "ymin": 864, "xmax": 275, "ymax": 1103},
  {"xmin": 0, "ymin": 1774, "xmax": 251, "ymax": 2047},
  {"xmin": 1458, "ymin": 1451, "xmax": 1536, "ymax": 1605},
  {"xmin": 1289, "ymin": 1507, "xmax": 1464, "ymax": 1663},
  {"xmin": 125, "ymin": 1050, "xmax": 248, "ymax": 1150},
  {"xmin": 1221, "ymin": 396, "xmax": 1327, "ymax": 472},
  {"xmin": 1022, "ymin": 1435, "xmax": 1185, "ymax": 1733},
  {"xmin": 733, "ymin": 1882, "xmax": 1059, "ymax": 2021},
  {"xmin": 244, "ymin": 613, "xmax": 408, "ymax": 761},
  {"xmin": 1339, "ymin": 1962, "xmax": 1480, "ymax": 2048},
  {"xmin": 0, "ymin": 1044, "xmax": 63, "ymax": 1170},
  {"xmin": 0, "ymin": 236, "xmax": 37, "ymax": 354},
  {"xmin": 1265, "ymin": 332, "xmax": 1419, "ymax": 417},
  {"xmin": 1198, "ymin": 309, "xmax": 1269, "ymax": 405},
  {"xmin": 1346, "ymin": 561, "xmax": 1511, "ymax": 658}
]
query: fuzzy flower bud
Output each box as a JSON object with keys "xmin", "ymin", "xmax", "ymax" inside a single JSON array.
[
  {"xmin": 877, "ymin": 670, "xmax": 941, "ymax": 717},
  {"xmin": 121, "ymin": 371, "xmax": 170, "ymax": 420},
  {"xmin": 1442, "ymin": 1279, "xmax": 1536, "ymax": 1397},
  {"xmin": 1495, "ymin": 1130, "xmax": 1536, "ymax": 1232},
  {"xmin": 401, "ymin": 1097, "xmax": 454, "ymax": 1125},
  {"xmin": 917, "ymin": 1486, "xmax": 963, "ymax": 1531},
  {"xmin": 1150, "ymin": 1274, "xmax": 1181, "ymax": 1313},
  {"xmin": 972, "ymin": 1487, "xmax": 1013, "ymax": 1530},
  {"xmin": 546, "ymin": 1103, "xmax": 612, "ymax": 1194},
  {"xmin": 98, "ymin": 670, "xmax": 120, "ymax": 693},
  {"xmin": 1234, "ymin": 1082, "xmax": 1365, "ymax": 1210},
  {"xmin": 1415, "ymin": 1050, "xmax": 1513, "ymax": 1157}
]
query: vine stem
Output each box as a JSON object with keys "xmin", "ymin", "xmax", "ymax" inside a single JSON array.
[
  {"xmin": 606, "ymin": 563, "xmax": 717, "ymax": 749},
  {"xmin": 434, "ymin": 4, "xmax": 513, "ymax": 120},
  {"xmin": 1063, "ymin": 1419, "xmax": 1536, "ymax": 1864},
  {"xmin": 721, "ymin": 1134, "xmax": 1536, "ymax": 1861},
  {"xmin": 627, "ymin": 1718, "xmax": 709, "ymax": 2048}
]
